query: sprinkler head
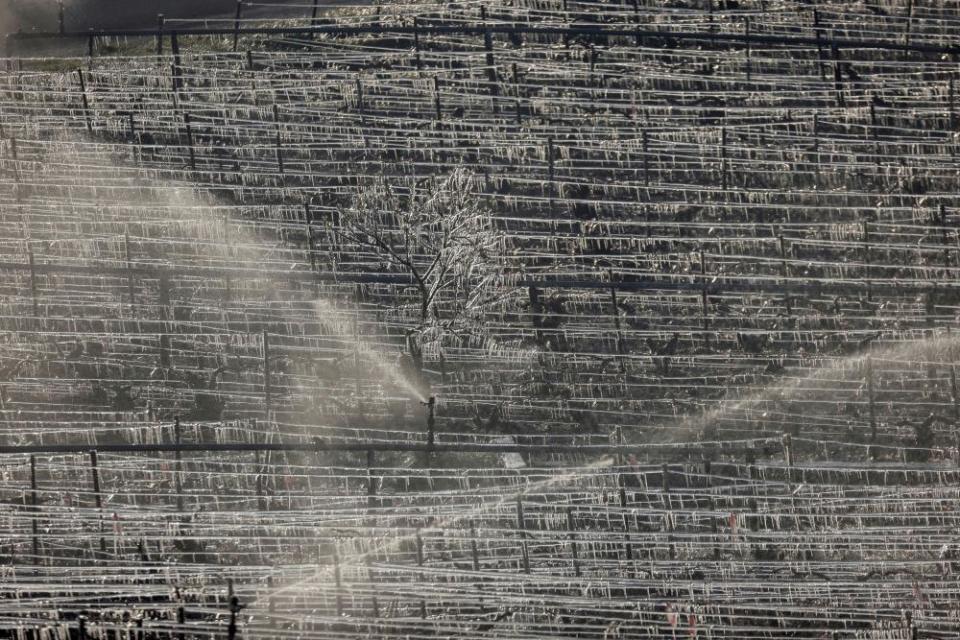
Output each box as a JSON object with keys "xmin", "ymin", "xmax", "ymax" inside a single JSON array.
[{"xmin": 421, "ymin": 396, "xmax": 435, "ymax": 407}]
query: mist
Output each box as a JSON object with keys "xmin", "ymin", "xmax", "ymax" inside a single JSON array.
[{"xmin": 1, "ymin": 0, "xmax": 306, "ymax": 33}]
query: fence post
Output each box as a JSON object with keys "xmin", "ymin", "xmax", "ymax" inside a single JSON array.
[
  {"xmin": 608, "ymin": 274, "xmax": 625, "ymax": 364},
  {"xmin": 642, "ymin": 129, "xmax": 650, "ymax": 186},
  {"xmin": 512, "ymin": 63, "xmax": 522, "ymax": 124},
  {"xmin": 334, "ymin": 544, "xmax": 344, "ymax": 616},
  {"xmin": 89, "ymin": 450, "xmax": 106, "ymax": 555},
  {"xmin": 433, "ymin": 76, "xmax": 442, "ymax": 121},
  {"xmin": 813, "ymin": 9, "xmax": 825, "ymax": 81},
  {"xmin": 262, "ymin": 330, "xmax": 271, "ymax": 416},
  {"xmin": 517, "ymin": 496, "xmax": 530, "ymax": 574},
  {"xmin": 156, "ymin": 14, "xmax": 165, "ymax": 56},
  {"xmin": 528, "ymin": 286, "xmax": 544, "ymax": 344},
  {"xmin": 546, "ymin": 136, "xmax": 556, "ymax": 201},
  {"xmin": 413, "ymin": 17, "xmax": 422, "ymax": 71},
  {"xmin": 618, "ymin": 481, "xmax": 633, "ymax": 562},
  {"xmin": 366, "ymin": 449, "xmax": 377, "ymax": 511},
  {"xmin": 26, "ymin": 244, "xmax": 38, "ymax": 317},
  {"xmin": 29, "ymin": 454, "xmax": 39, "ymax": 564},
  {"xmin": 700, "ymin": 249, "xmax": 710, "ymax": 345},
  {"xmin": 227, "ymin": 593, "xmax": 242, "ymax": 640},
  {"xmin": 470, "ymin": 524, "xmax": 480, "ymax": 571},
  {"xmin": 566, "ymin": 507, "xmax": 581, "ymax": 576},
  {"xmin": 76, "ymin": 68, "xmax": 92, "ymax": 132},
  {"xmin": 124, "ymin": 232, "xmax": 136, "ymax": 306},
  {"xmin": 832, "ymin": 44, "xmax": 844, "ymax": 108},
  {"xmin": 480, "ymin": 7, "xmax": 499, "ymax": 108},
  {"xmin": 812, "ymin": 112, "xmax": 820, "ymax": 188},
  {"xmin": 950, "ymin": 78, "xmax": 956, "ymax": 131},
  {"xmin": 183, "ymin": 112, "xmax": 196, "ymax": 171},
  {"xmin": 174, "ymin": 416, "xmax": 184, "ymax": 513},
  {"xmin": 744, "ymin": 17, "xmax": 751, "ymax": 81},
  {"xmin": 866, "ymin": 356, "xmax": 877, "ymax": 446},
  {"xmin": 233, "ymin": 1, "xmax": 243, "ymax": 51},
  {"xmin": 779, "ymin": 235, "xmax": 792, "ymax": 316},
  {"xmin": 273, "ymin": 104, "xmax": 284, "ymax": 175},
  {"xmin": 720, "ymin": 126, "xmax": 728, "ymax": 190},
  {"xmin": 862, "ymin": 221, "xmax": 873, "ymax": 300},
  {"xmin": 903, "ymin": 0, "xmax": 914, "ymax": 55},
  {"xmin": 415, "ymin": 530, "xmax": 426, "ymax": 618}
]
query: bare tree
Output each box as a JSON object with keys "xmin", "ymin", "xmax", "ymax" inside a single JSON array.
[{"xmin": 335, "ymin": 168, "xmax": 501, "ymax": 344}]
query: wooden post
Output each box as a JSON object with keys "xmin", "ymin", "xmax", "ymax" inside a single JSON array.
[
  {"xmin": 176, "ymin": 603, "xmax": 185, "ymax": 640},
  {"xmin": 517, "ymin": 497, "xmax": 530, "ymax": 574},
  {"xmin": 171, "ymin": 32, "xmax": 182, "ymax": 96},
  {"xmin": 832, "ymin": 44, "xmax": 844, "ymax": 108},
  {"xmin": 273, "ymin": 104, "xmax": 284, "ymax": 175},
  {"xmin": 470, "ymin": 524, "xmax": 480, "ymax": 571},
  {"xmin": 252, "ymin": 449, "xmax": 266, "ymax": 511},
  {"xmin": 481, "ymin": 7, "xmax": 499, "ymax": 108},
  {"xmin": 950, "ymin": 365, "xmax": 959, "ymax": 427},
  {"xmin": 950, "ymin": 79, "xmax": 956, "ymax": 131},
  {"xmin": 813, "ymin": 9, "xmax": 825, "ymax": 81},
  {"xmin": 546, "ymin": 137, "xmax": 556, "ymax": 200},
  {"xmin": 76, "ymin": 68, "xmax": 93, "ymax": 132},
  {"xmin": 29, "ymin": 455, "xmax": 39, "ymax": 564},
  {"xmin": 89, "ymin": 450, "xmax": 106, "ymax": 555},
  {"xmin": 174, "ymin": 416, "xmax": 184, "ymax": 513},
  {"xmin": 415, "ymin": 530, "xmax": 426, "ymax": 618},
  {"xmin": 528, "ymin": 286, "xmax": 544, "ymax": 344},
  {"xmin": 183, "ymin": 112, "xmax": 196, "ymax": 171},
  {"xmin": 262, "ymin": 330, "xmax": 271, "ymax": 415},
  {"xmin": 512, "ymin": 62, "xmax": 522, "ymax": 124},
  {"xmin": 709, "ymin": 496, "xmax": 720, "ymax": 561},
  {"xmin": 812, "ymin": 112, "xmax": 821, "ymax": 189},
  {"xmin": 779, "ymin": 235, "xmax": 792, "ymax": 316},
  {"xmin": 903, "ymin": 0, "xmax": 914, "ymax": 55},
  {"xmin": 609, "ymin": 279, "xmax": 625, "ymax": 361},
  {"xmin": 566, "ymin": 507, "xmax": 581, "ymax": 577},
  {"xmin": 433, "ymin": 76, "xmax": 442, "ymax": 121},
  {"xmin": 862, "ymin": 220, "xmax": 872, "ymax": 300},
  {"xmin": 618, "ymin": 481, "xmax": 633, "ymax": 562},
  {"xmin": 233, "ymin": 1, "xmax": 243, "ymax": 52},
  {"xmin": 720, "ymin": 126, "xmax": 728, "ymax": 191},
  {"xmin": 413, "ymin": 17, "xmax": 422, "ymax": 71},
  {"xmin": 159, "ymin": 334, "xmax": 171, "ymax": 369},
  {"xmin": 124, "ymin": 232, "xmax": 136, "ymax": 306},
  {"xmin": 355, "ymin": 75, "xmax": 366, "ymax": 126},
  {"xmin": 642, "ymin": 129, "xmax": 650, "ymax": 186},
  {"xmin": 700, "ymin": 249, "xmax": 710, "ymax": 344},
  {"xmin": 334, "ymin": 545, "xmax": 344, "ymax": 616},
  {"xmin": 26, "ymin": 245, "xmax": 38, "ymax": 317},
  {"xmin": 156, "ymin": 14, "xmax": 165, "ymax": 56},
  {"xmin": 867, "ymin": 356, "xmax": 877, "ymax": 445},
  {"xmin": 227, "ymin": 594, "xmax": 241, "ymax": 640},
  {"xmin": 744, "ymin": 17, "xmax": 751, "ymax": 81},
  {"xmin": 366, "ymin": 449, "xmax": 377, "ymax": 511}
]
